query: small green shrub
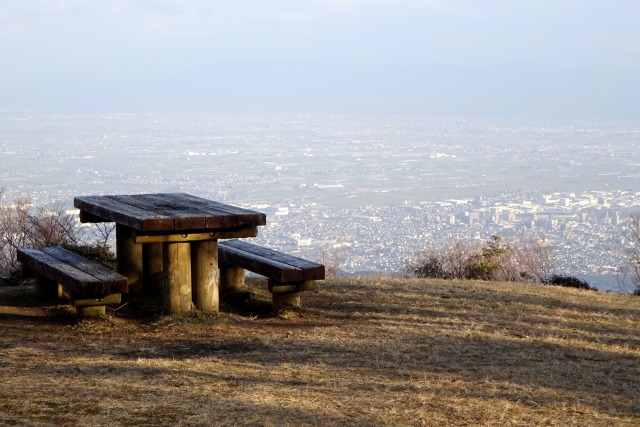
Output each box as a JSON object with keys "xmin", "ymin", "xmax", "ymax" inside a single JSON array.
[
  {"xmin": 546, "ymin": 274, "xmax": 596, "ymax": 291},
  {"xmin": 61, "ymin": 243, "xmax": 117, "ymax": 271}
]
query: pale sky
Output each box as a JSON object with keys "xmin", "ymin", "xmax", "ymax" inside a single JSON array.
[{"xmin": 1, "ymin": 0, "xmax": 639, "ymax": 117}]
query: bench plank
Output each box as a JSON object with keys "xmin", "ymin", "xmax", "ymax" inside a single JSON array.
[
  {"xmin": 41, "ymin": 247, "xmax": 128, "ymax": 290},
  {"xmin": 17, "ymin": 247, "xmax": 128, "ymax": 296},
  {"xmin": 220, "ymin": 240, "xmax": 325, "ymax": 281},
  {"xmin": 219, "ymin": 245, "xmax": 304, "ymax": 283}
]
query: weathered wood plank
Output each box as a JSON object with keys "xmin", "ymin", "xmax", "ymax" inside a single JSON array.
[
  {"xmin": 75, "ymin": 195, "xmax": 174, "ymax": 231},
  {"xmin": 133, "ymin": 226, "xmax": 259, "ymax": 244},
  {"xmin": 144, "ymin": 193, "xmax": 237, "ymax": 229},
  {"xmin": 268, "ymin": 280, "xmax": 316, "ymax": 293},
  {"xmin": 42, "ymin": 247, "xmax": 128, "ymax": 292},
  {"xmin": 17, "ymin": 247, "xmax": 123, "ymax": 295},
  {"xmin": 110, "ymin": 194, "xmax": 209, "ymax": 230},
  {"xmin": 73, "ymin": 293, "xmax": 122, "ymax": 307},
  {"xmin": 220, "ymin": 240, "xmax": 325, "ymax": 281},
  {"xmin": 218, "ymin": 243, "xmax": 305, "ymax": 282},
  {"xmin": 75, "ymin": 193, "xmax": 266, "ymax": 232},
  {"xmin": 170, "ymin": 193, "xmax": 267, "ymax": 228}
]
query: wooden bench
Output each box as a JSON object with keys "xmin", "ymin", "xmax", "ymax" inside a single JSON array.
[
  {"xmin": 218, "ymin": 240, "xmax": 325, "ymax": 311},
  {"xmin": 16, "ymin": 246, "xmax": 128, "ymax": 318}
]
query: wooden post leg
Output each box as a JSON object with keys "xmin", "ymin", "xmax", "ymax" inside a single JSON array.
[
  {"xmin": 34, "ymin": 273, "xmax": 60, "ymax": 299},
  {"xmin": 143, "ymin": 242, "xmax": 163, "ymax": 294},
  {"xmin": 116, "ymin": 224, "xmax": 143, "ymax": 292},
  {"xmin": 219, "ymin": 264, "xmax": 246, "ymax": 295},
  {"xmin": 272, "ymin": 292, "xmax": 301, "ymax": 311},
  {"xmin": 191, "ymin": 240, "xmax": 219, "ymax": 312},
  {"xmin": 162, "ymin": 242, "xmax": 192, "ymax": 314},
  {"xmin": 73, "ymin": 294, "xmax": 121, "ymax": 318},
  {"xmin": 76, "ymin": 305, "xmax": 106, "ymax": 318}
]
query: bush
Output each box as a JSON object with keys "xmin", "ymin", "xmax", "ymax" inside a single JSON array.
[
  {"xmin": 61, "ymin": 243, "xmax": 117, "ymax": 271},
  {"xmin": 546, "ymin": 274, "xmax": 596, "ymax": 291},
  {"xmin": 1, "ymin": 188, "xmax": 80, "ymax": 278},
  {"xmin": 407, "ymin": 234, "xmax": 551, "ymax": 283}
]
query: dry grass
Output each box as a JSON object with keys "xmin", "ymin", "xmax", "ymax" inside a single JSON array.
[{"xmin": 0, "ymin": 277, "xmax": 639, "ymax": 426}]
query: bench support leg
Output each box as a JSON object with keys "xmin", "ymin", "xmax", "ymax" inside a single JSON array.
[
  {"xmin": 34, "ymin": 273, "xmax": 61, "ymax": 299},
  {"xmin": 143, "ymin": 242, "xmax": 163, "ymax": 294},
  {"xmin": 73, "ymin": 294, "xmax": 121, "ymax": 318},
  {"xmin": 219, "ymin": 265, "xmax": 246, "ymax": 295},
  {"xmin": 117, "ymin": 224, "xmax": 143, "ymax": 292},
  {"xmin": 191, "ymin": 240, "xmax": 219, "ymax": 312},
  {"xmin": 163, "ymin": 242, "xmax": 192, "ymax": 314},
  {"xmin": 272, "ymin": 292, "xmax": 301, "ymax": 311},
  {"xmin": 76, "ymin": 305, "xmax": 106, "ymax": 318}
]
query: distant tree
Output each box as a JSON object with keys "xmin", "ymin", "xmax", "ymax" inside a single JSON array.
[
  {"xmin": 407, "ymin": 233, "xmax": 555, "ymax": 284},
  {"xmin": 0, "ymin": 189, "xmax": 79, "ymax": 279},
  {"xmin": 466, "ymin": 235, "xmax": 516, "ymax": 281},
  {"xmin": 408, "ymin": 239, "xmax": 478, "ymax": 280},
  {"xmin": 412, "ymin": 251, "xmax": 445, "ymax": 279},
  {"xmin": 620, "ymin": 213, "xmax": 640, "ymax": 295},
  {"xmin": 321, "ymin": 247, "xmax": 347, "ymax": 279},
  {"xmin": 512, "ymin": 233, "xmax": 554, "ymax": 283}
]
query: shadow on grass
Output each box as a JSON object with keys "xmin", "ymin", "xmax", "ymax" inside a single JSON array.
[{"xmin": 2, "ymin": 278, "xmax": 639, "ymax": 420}]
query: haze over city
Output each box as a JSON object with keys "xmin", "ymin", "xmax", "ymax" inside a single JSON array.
[{"xmin": 1, "ymin": 1, "xmax": 640, "ymax": 290}]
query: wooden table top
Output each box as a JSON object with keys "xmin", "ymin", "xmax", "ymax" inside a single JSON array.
[{"xmin": 74, "ymin": 193, "xmax": 266, "ymax": 232}]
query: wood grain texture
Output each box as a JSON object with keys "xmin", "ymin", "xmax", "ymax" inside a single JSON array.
[
  {"xmin": 219, "ymin": 240, "xmax": 325, "ymax": 282},
  {"xmin": 191, "ymin": 240, "xmax": 219, "ymax": 312},
  {"xmin": 218, "ymin": 245, "xmax": 304, "ymax": 282},
  {"xmin": 133, "ymin": 227, "xmax": 258, "ymax": 244},
  {"xmin": 219, "ymin": 264, "xmax": 247, "ymax": 295},
  {"xmin": 272, "ymin": 292, "xmax": 302, "ymax": 310},
  {"xmin": 75, "ymin": 193, "xmax": 266, "ymax": 232},
  {"xmin": 116, "ymin": 224, "xmax": 143, "ymax": 292},
  {"xmin": 17, "ymin": 246, "xmax": 128, "ymax": 296},
  {"xmin": 162, "ymin": 242, "xmax": 192, "ymax": 313},
  {"xmin": 75, "ymin": 195, "xmax": 173, "ymax": 231}
]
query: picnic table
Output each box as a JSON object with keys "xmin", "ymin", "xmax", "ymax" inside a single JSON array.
[{"xmin": 74, "ymin": 193, "xmax": 266, "ymax": 314}]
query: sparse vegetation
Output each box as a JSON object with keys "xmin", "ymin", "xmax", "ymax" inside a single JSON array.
[
  {"xmin": 0, "ymin": 187, "xmax": 118, "ymax": 283},
  {"xmin": 407, "ymin": 234, "xmax": 554, "ymax": 284},
  {"xmin": 546, "ymin": 274, "xmax": 595, "ymax": 291},
  {"xmin": 620, "ymin": 213, "xmax": 640, "ymax": 296},
  {"xmin": 0, "ymin": 277, "xmax": 638, "ymax": 425},
  {"xmin": 0, "ymin": 187, "xmax": 79, "ymax": 280}
]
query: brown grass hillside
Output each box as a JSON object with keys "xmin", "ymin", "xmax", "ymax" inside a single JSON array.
[{"xmin": 1, "ymin": 277, "xmax": 639, "ymax": 426}]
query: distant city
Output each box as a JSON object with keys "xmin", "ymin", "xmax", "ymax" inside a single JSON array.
[{"xmin": 1, "ymin": 112, "xmax": 639, "ymax": 291}]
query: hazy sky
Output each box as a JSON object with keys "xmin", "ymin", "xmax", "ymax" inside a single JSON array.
[{"xmin": 2, "ymin": 0, "xmax": 639, "ymax": 117}]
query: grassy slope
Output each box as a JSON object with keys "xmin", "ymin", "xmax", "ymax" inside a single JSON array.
[{"xmin": 0, "ymin": 277, "xmax": 638, "ymax": 426}]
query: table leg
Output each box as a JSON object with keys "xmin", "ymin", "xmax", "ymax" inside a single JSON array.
[
  {"xmin": 219, "ymin": 264, "xmax": 246, "ymax": 295},
  {"xmin": 116, "ymin": 224, "xmax": 143, "ymax": 292},
  {"xmin": 143, "ymin": 242, "xmax": 163, "ymax": 294},
  {"xmin": 191, "ymin": 240, "xmax": 219, "ymax": 312},
  {"xmin": 162, "ymin": 242, "xmax": 192, "ymax": 313},
  {"xmin": 34, "ymin": 273, "xmax": 61, "ymax": 299}
]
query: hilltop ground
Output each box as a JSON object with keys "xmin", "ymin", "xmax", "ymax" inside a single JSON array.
[{"xmin": 0, "ymin": 277, "xmax": 638, "ymax": 426}]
